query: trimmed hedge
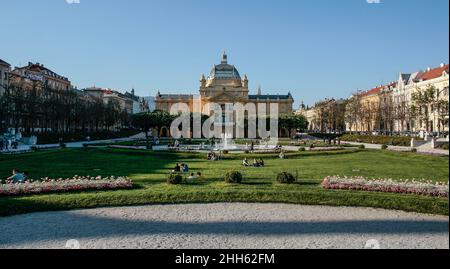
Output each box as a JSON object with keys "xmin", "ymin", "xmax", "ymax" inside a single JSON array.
[
  {"xmin": 25, "ymin": 130, "xmax": 141, "ymax": 145},
  {"xmin": 341, "ymin": 134, "xmax": 414, "ymax": 147}
]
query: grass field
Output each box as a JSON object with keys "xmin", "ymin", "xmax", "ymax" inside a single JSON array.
[{"xmin": 0, "ymin": 148, "xmax": 448, "ymax": 216}]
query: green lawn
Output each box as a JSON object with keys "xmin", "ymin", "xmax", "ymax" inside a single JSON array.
[{"xmin": 0, "ymin": 148, "xmax": 448, "ymax": 216}]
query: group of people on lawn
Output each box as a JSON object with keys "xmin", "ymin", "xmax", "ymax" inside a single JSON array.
[
  {"xmin": 207, "ymin": 151, "xmax": 223, "ymax": 161},
  {"xmin": 242, "ymin": 158, "xmax": 265, "ymax": 167},
  {"xmin": 172, "ymin": 163, "xmax": 202, "ymax": 183},
  {"xmin": 0, "ymin": 139, "xmax": 19, "ymax": 152}
]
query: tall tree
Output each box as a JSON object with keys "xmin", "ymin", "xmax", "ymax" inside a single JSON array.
[{"xmin": 410, "ymin": 86, "xmax": 436, "ymax": 132}]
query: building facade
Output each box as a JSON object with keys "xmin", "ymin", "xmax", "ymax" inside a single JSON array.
[
  {"xmin": 9, "ymin": 62, "xmax": 71, "ymax": 91},
  {"xmin": 393, "ymin": 64, "xmax": 449, "ymax": 133},
  {"xmin": 155, "ymin": 52, "xmax": 294, "ymax": 116},
  {"xmin": 84, "ymin": 87, "xmax": 136, "ymax": 114},
  {"xmin": 0, "ymin": 59, "xmax": 10, "ymax": 95}
]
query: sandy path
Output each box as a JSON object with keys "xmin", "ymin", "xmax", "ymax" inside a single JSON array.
[{"xmin": 0, "ymin": 203, "xmax": 448, "ymax": 249}]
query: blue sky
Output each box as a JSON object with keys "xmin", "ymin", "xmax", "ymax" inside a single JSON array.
[{"xmin": 1, "ymin": 0, "xmax": 448, "ymax": 106}]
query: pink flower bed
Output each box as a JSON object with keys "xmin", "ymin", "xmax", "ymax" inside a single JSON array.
[
  {"xmin": 0, "ymin": 176, "xmax": 133, "ymax": 197},
  {"xmin": 322, "ymin": 176, "xmax": 449, "ymax": 197}
]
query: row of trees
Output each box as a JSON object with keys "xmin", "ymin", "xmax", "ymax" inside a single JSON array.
[
  {"xmin": 310, "ymin": 85, "xmax": 449, "ymax": 135},
  {"xmin": 0, "ymin": 84, "xmax": 130, "ymax": 135}
]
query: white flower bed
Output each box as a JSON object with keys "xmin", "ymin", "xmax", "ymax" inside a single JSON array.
[
  {"xmin": 0, "ymin": 176, "xmax": 133, "ymax": 197},
  {"xmin": 322, "ymin": 176, "xmax": 449, "ymax": 197}
]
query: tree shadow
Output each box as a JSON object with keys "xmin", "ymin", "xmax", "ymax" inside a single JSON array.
[{"xmin": 0, "ymin": 208, "xmax": 447, "ymax": 247}]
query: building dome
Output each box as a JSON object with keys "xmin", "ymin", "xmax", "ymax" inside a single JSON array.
[{"xmin": 208, "ymin": 52, "xmax": 241, "ymax": 80}]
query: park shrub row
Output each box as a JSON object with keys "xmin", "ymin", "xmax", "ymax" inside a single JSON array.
[
  {"xmin": 167, "ymin": 171, "xmax": 297, "ymax": 185},
  {"xmin": 340, "ymin": 134, "xmax": 414, "ymax": 147},
  {"xmin": 25, "ymin": 130, "xmax": 141, "ymax": 145}
]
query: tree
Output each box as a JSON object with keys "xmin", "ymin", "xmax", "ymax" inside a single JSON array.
[
  {"xmin": 394, "ymin": 92, "xmax": 409, "ymax": 133},
  {"xmin": 279, "ymin": 114, "xmax": 308, "ymax": 137},
  {"xmin": 436, "ymin": 99, "xmax": 449, "ymax": 135},
  {"xmin": 410, "ymin": 86, "xmax": 436, "ymax": 132},
  {"xmin": 345, "ymin": 94, "xmax": 362, "ymax": 133},
  {"xmin": 131, "ymin": 112, "xmax": 158, "ymax": 149}
]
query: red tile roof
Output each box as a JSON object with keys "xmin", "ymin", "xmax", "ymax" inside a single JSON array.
[
  {"xmin": 416, "ymin": 64, "xmax": 449, "ymax": 82},
  {"xmin": 360, "ymin": 81, "xmax": 397, "ymax": 97},
  {"xmin": 360, "ymin": 86, "xmax": 384, "ymax": 97}
]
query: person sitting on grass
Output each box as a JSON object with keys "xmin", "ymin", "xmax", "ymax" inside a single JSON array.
[
  {"xmin": 259, "ymin": 158, "xmax": 265, "ymax": 167},
  {"xmin": 173, "ymin": 163, "xmax": 181, "ymax": 173},
  {"xmin": 242, "ymin": 158, "xmax": 250, "ymax": 167},
  {"xmin": 253, "ymin": 159, "xmax": 260, "ymax": 167},
  {"xmin": 7, "ymin": 169, "xmax": 25, "ymax": 184},
  {"xmin": 186, "ymin": 172, "xmax": 198, "ymax": 183},
  {"xmin": 181, "ymin": 163, "xmax": 189, "ymax": 173},
  {"xmin": 279, "ymin": 151, "xmax": 286, "ymax": 159}
]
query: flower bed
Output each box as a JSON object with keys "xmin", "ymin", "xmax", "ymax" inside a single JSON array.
[
  {"xmin": 0, "ymin": 176, "xmax": 133, "ymax": 197},
  {"xmin": 322, "ymin": 176, "xmax": 448, "ymax": 197}
]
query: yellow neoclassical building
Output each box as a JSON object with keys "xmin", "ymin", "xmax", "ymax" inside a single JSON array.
[{"xmin": 155, "ymin": 52, "xmax": 294, "ymax": 115}]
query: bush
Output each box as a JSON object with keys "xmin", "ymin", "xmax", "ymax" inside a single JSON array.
[
  {"xmin": 381, "ymin": 144, "xmax": 388, "ymax": 150},
  {"xmin": 298, "ymin": 147, "xmax": 306, "ymax": 152},
  {"xmin": 83, "ymin": 143, "xmax": 89, "ymax": 149},
  {"xmin": 277, "ymin": 172, "xmax": 296, "ymax": 184},
  {"xmin": 223, "ymin": 150, "xmax": 229, "ymax": 154},
  {"xmin": 411, "ymin": 148, "xmax": 418, "ymax": 153},
  {"xmin": 167, "ymin": 173, "xmax": 183, "ymax": 185},
  {"xmin": 30, "ymin": 146, "xmax": 39, "ymax": 152},
  {"xmin": 60, "ymin": 143, "xmax": 67, "ymax": 148},
  {"xmin": 224, "ymin": 171, "xmax": 243, "ymax": 184},
  {"xmin": 440, "ymin": 143, "xmax": 449, "ymax": 150},
  {"xmin": 310, "ymin": 144, "xmax": 315, "ymax": 149},
  {"xmin": 358, "ymin": 144, "xmax": 365, "ymax": 150}
]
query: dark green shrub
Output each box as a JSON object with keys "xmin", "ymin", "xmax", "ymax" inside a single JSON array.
[
  {"xmin": 277, "ymin": 172, "xmax": 296, "ymax": 184},
  {"xmin": 411, "ymin": 148, "xmax": 418, "ymax": 153},
  {"xmin": 310, "ymin": 144, "xmax": 315, "ymax": 149},
  {"xmin": 60, "ymin": 143, "xmax": 67, "ymax": 148},
  {"xmin": 30, "ymin": 146, "xmax": 39, "ymax": 152},
  {"xmin": 224, "ymin": 171, "xmax": 243, "ymax": 184},
  {"xmin": 298, "ymin": 147, "xmax": 306, "ymax": 152},
  {"xmin": 358, "ymin": 144, "xmax": 365, "ymax": 150},
  {"xmin": 167, "ymin": 173, "xmax": 183, "ymax": 185},
  {"xmin": 340, "ymin": 134, "xmax": 414, "ymax": 147},
  {"xmin": 223, "ymin": 150, "xmax": 229, "ymax": 154},
  {"xmin": 381, "ymin": 144, "xmax": 388, "ymax": 150}
]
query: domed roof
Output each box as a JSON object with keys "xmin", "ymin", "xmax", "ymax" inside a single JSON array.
[{"xmin": 208, "ymin": 52, "xmax": 241, "ymax": 80}]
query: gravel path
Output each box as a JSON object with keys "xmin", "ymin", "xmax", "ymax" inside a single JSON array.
[{"xmin": 0, "ymin": 203, "xmax": 448, "ymax": 249}]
